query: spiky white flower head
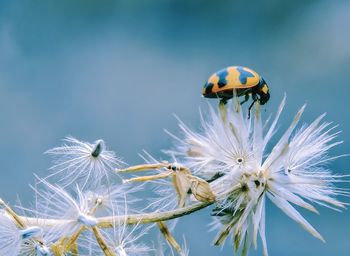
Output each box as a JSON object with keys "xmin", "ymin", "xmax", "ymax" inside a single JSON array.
[
  {"xmin": 104, "ymin": 202, "xmax": 152, "ymax": 256},
  {"xmin": 32, "ymin": 178, "xmax": 136, "ymax": 239},
  {"xmin": 0, "ymin": 212, "xmax": 23, "ymax": 256},
  {"xmin": 155, "ymin": 235, "xmax": 189, "ymax": 256},
  {"xmin": 20, "ymin": 239, "xmax": 53, "ymax": 256},
  {"xmin": 80, "ymin": 201, "xmax": 152, "ymax": 256},
  {"xmin": 45, "ymin": 137, "xmax": 123, "ymax": 189},
  {"xmin": 80, "ymin": 227, "xmax": 151, "ymax": 256},
  {"xmin": 105, "ymin": 223, "xmax": 151, "ymax": 256},
  {"xmin": 169, "ymin": 96, "xmax": 347, "ymax": 255},
  {"xmin": 33, "ymin": 178, "xmax": 100, "ymax": 238},
  {"xmin": 107, "ymin": 229, "xmax": 151, "ymax": 256},
  {"xmin": 0, "ymin": 211, "xmax": 43, "ymax": 256},
  {"xmin": 84, "ymin": 183, "xmax": 140, "ymax": 216}
]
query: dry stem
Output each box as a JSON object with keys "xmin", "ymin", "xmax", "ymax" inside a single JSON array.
[{"xmin": 20, "ymin": 201, "xmax": 213, "ymax": 228}]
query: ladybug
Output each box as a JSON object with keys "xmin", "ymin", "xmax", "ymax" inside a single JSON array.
[{"xmin": 202, "ymin": 66, "xmax": 270, "ymax": 114}]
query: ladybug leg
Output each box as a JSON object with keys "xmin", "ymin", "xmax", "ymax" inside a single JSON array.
[
  {"xmin": 247, "ymin": 99, "xmax": 258, "ymax": 119},
  {"xmin": 219, "ymin": 98, "xmax": 228, "ymax": 105},
  {"xmin": 240, "ymin": 94, "xmax": 250, "ymax": 105}
]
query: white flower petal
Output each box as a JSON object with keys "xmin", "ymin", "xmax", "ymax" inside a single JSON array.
[
  {"xmin": 262, "ymin": 94, "xmax": 286, "ymax": 151},
  {"xmin": 268, "ymin": 182, "xmax": 319, "ymax": 214},
  {"xmin": 267, "ymin": 192, "xmax": 325, "ymax": 242},
  {"xmin": 259, "ymin": 199, "xmax": 268, "ymax": 256},
  {"xmin": 263, "ymin": 104, "xmax": 305, "ymax": 170},
  {"xmin": 252, "ymin": 195, "xmax": 265, "ymax": 248}
]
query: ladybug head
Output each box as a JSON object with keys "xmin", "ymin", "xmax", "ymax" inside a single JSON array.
[{"xmin": 258, "ymin": 78, "xmax": 270, "ymax": 105}]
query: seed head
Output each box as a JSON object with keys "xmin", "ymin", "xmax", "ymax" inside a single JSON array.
[{"xmin": 168, "ymin": 95, "xmax": 346, "ymax": 255}]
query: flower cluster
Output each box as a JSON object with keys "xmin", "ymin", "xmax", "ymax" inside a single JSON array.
[
  {"xmin": 0, "ymin": 94, "xmax": 347, "ymax": 256},
  {"xmin": 168, "ymin": 96, "xmax": 347, "ymax": 255},
  {"xmin": 0, "ymin": 138, "xmax": 153, "ymax": 256}
]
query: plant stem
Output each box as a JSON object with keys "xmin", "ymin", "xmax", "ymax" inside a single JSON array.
[
  {"xmin": 21, "ymin": 201, "xmax": 213, "ymax": 228},
  {"xmin": 92, "ymin": 226, "xmax": 116, "ymax": 256},
  {"xmin": 157, "ymin": 221, "xmax": 182, "ymax": 254}
]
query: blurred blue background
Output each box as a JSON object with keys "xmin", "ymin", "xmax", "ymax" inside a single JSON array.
[{"xmin": 1, "ymin": 1, "xmax": 350, "ymax": 255}]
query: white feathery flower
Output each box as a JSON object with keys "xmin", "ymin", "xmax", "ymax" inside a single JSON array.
[
  {"xmin": 0, "ymin": 212, "xmax": 23, "ymax": 256},
  {"xmin": 16, "ymin": 214, "xmax": 72, "ymax": 256},
  {"xmin": 105, "ymin": 224, "xmax": 151, "ymax": 255},
  {"xmin": 84, "ymin": 183, "xmax": 140, "ymax": 216},
  {"xmin": 105, "ymin": 199, "xmax": 152, "ymax": 256},
  {"xmin": 81, "ymin": 228, "xmax": 151, "ymax": 256},
  {"xmin": 0, "ymin": 211, "xmax": 43, "ymax": 256},
  {"xmin": 169, "ymin": 96, "xmax": 347, "ymax": 255},
  {"xmin": 19, "ymin": 238, "xmax": 53, "ymax": 256},
  {"xmin": 155, "ymin": 235, "xmax": 189, "ymax": 256},
  {"xmin": 32, "ymin": 178, "xmax": 135, "ymax": 240},
  {"xmin": 45, "ymin": 137, "xmax": 123, "ymax": 189},
  {"xmin": 80, "ymin": 201, "xmax": 152, "ymax": 256},
  {"xmin": 166, "ymin": 108, "xmax": 255, "ymax": 180},
  {"xmin": 33, "ymin": 178, "xmax": 100, "ymax": 238}
]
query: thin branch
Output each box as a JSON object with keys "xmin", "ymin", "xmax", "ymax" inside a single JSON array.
[
  {"xmin": 21, "ymin": 201, "xmax": 213, "ymax": 228},
  {"xmin": 92, "ymin": 226, "xmax": 116, "ymax": 256}
]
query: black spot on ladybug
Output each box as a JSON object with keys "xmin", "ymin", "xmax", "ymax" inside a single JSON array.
[
  {"xmin": 205, "ymin": 82, "xmax": 214, "ymax": 94},
  {"xmin": 217, "ymin": 69, "xmax": 229, "ymax": 88},
  {"xmin": 237, "ymin": 67, "xmax": 255, "ymax": 84}
]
